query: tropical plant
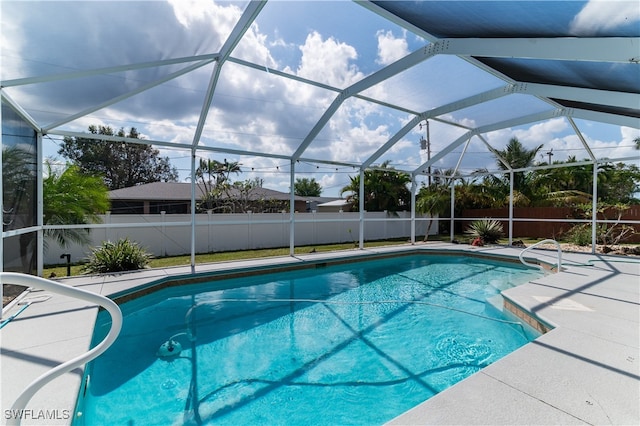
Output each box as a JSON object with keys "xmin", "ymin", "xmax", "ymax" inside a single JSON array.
[
  {"xmin": 597, "ymin": 162, "xmax": 640, "ymax": 204},
  {"xmin": 3, "ymin": 146, "xmax": 37, "ymax": 273},
  {"xmin": 490, "ymin": 137, "xmax": 543, "ymax": 200},
  {"xmin": 415, "ymin": 174, "xmax": 452, "ymax": 240},
  {"xmin": 465, "ymin": 219, "xmax": 504, "ymax": 244},
  {"xmin": 2, "ymin": 146, "xmax": 36, "ymax": 228},
  {"xmin": 43, "ymin": 161, "xmax": 110, "ymax": 249},
  {"xmin": 294, "ymin": 177, "xmax": 322, "ymax": 196},
  {"xmin": 195, "ymin": 158, "xmax": 242, "ymax": 211},
  {"xmin": 572, "ymin": 203, "xmax": 636, "ymax": 246},
  {"xmin": 59, "ymin": 124, "xmax": 178, "ymax": 190},
  {"xmin": 341, "ymin": 161, "xmax": 411, "ymax": 213},
  {"xmin": 83, "ymin": 238, "xmax": 151, "ymax": 273}
]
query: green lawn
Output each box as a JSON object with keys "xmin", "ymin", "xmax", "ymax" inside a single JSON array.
[
  {"xmin": 44, "ymin": 235, "xmax": 630, "ymax": 279},
  {"xmin": 43, "ymin": 238, "xmax": 412, "ymax": 278}
]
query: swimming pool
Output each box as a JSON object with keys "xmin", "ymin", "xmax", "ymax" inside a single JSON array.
[{"xmin": 75, "ymin": 254, "xmax": 543, "ymax": 425}]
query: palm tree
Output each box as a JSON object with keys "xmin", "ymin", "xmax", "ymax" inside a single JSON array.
[
  {"xmin": 491, "ymin": 137, "xmax": 543, "ymax": 194},
  {"xmin": 341, "ymin": 161, "xmax": 411, "ymax": 213},
  {"xmin": 195, "ymin": 158, "xmax": 242, "ymax": 211},
  {"xmin": 415, "ymin": 182, "xmax": 450, "ymax": 241},
  {"xmin": 43, "ymin": 161, "xmax": 110, "ymax": 248},
  {"xmin": 529, "ymin": 157, "xmax": 595, "ymax": 206},
  {"xmin": 2, "ymin": 146, "xmax": 35, "ymax": 229},
  {"xmin": 3, "ymin": 146, "xmax": 37, "ymax": 273}
]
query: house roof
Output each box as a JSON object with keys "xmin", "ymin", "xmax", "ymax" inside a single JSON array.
[
  {"xmin": 109, "ymin": 182, "xmax": 304, "ymax": 202},
  {"xmin": 317, "ymin": 199, "xmax": 352, "ymax": 208}
]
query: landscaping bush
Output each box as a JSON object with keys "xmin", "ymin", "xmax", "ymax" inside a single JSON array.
[
  {"xmin": 465, "ymin": 219, "xmax": 504, "ymax": 244},
  {"xmin": 84, "ymin": 238, "xmax": 151, "ymax": 273},
  {"xmin": 565, "ymin": 223, "xmax": 594, "ymax": 246}
]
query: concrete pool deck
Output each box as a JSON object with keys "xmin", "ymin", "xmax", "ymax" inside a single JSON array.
[{"xmin": 1, "ymin": 243, "xmax": 638, "ymax": 425}]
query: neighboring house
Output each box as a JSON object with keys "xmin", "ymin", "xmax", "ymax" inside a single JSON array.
[
  {"xmin": 315, "ymin": 199, "xmax": 353, "ymax": 213},
  {"xmin": 108, "ymin": 182, "xmax": 308, "ymax": 214},
  {"xmin": 304, "ymin": 196, "xmax": 352, "ymax": 212}
]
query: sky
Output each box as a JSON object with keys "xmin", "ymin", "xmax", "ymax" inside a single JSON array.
[{"xmin": 1, "ymin": 0, "xmax": 639, "ymax": 197}]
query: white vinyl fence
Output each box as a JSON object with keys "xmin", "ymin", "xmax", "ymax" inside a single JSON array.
[{"xmin": 43, "ymin": 211, "xmax": 435, "ymax": 265}]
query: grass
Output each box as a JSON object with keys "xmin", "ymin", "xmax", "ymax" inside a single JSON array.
[
  {"xmin": 43, "ymin": 238, "xmax": 411, "ymax": 278},
  {"xmin": 42, "ymin": 235, "xmax": 640, "ymax": 278}
]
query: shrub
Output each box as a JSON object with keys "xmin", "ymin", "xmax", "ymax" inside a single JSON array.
[
  {"xmin": 84, "ymin": 238, "xmax": 151, "ymax": 273},
  {"xmin": 465, "ymin": 219, "xmax": 504, "ymax": 244},
  {"xmin": 565, "ymin": 223, "xmax": 593, "ymax": 246},
  {"xmin": 566, "ymin": 222, "xmax": 636, "ymax": 246}
]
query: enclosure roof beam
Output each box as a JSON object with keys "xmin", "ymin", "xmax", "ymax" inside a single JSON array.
[
  {"xmin": 191, "ymin": 0, "xmax": 266, "ymax": 149},
  {"xmin": 1, "ymin": 54, "xmax": 220, "ymax": 88},
  {"xmin": 567, "ymin": 117, "xmax": 596, "ymax": 161},
  {"xmin": 292, "ymin": 44, "xmax": 439, "ymax": 161},
  {"xmin": 477, "ymin": 134, "xmax": 512, "ymax": 171},
  {"xmin": 412, "ymin": 109, "xmax": 563, "ymax": 177},
  {"xmin": 42, "ymin": 59, "xmax": 214, "ymax": 133},
  {"xmin": 563, "ymin": 108, "xmax": 640, "ymax": 128},
  {"xmin": 1, "ymin": 90, "xmax": 41, "ymax": 132},
  {"xmin": 444, "ymin": 37, "xmax": 639, "ymax": 63},
  {"xmin": 516, "ymin": 83, "xmax": 640, "ymax": 110},
  {"xmin": 413, "ymin": 131, "xmax": 474, "ymax": 178},
  {"xmin": 363, "ymin": 84, "xmax": 518, "ymax": 169}
]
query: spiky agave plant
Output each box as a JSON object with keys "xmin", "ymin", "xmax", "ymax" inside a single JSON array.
[{"xmin": 465, "ymin": 219, "xmax": 504, "ymax": 244}]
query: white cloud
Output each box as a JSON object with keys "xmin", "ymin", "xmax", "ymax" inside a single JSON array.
[
  {"xmin": 621, "ymin": 126, "xmax": 640, "ymax": 143},
  {"xmin": 5, "ymin": 1, "xmax": 635, "ymax": 196},
  {"xmin": 570, "ymin": 0, "xmax": 640, "ymax": 35},
  {"xmin": 513, "ymin": 118, "xmax": 568, "ymax": 146},
  {"xmin": 375, "ymin": 30, "xmax": 409, "ymax": 65},
  {"xmin": 295, "ymin": 31, "xmax": 363, "ymax": 88}
]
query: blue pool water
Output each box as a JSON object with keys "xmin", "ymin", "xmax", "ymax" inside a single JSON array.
[{"xmin": 76, "ymin": 255, "xmax": 542, "ymax": 425}]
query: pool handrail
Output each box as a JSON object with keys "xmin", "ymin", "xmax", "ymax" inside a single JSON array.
[
  {"xmin": 0, "ymin": 272, "xmax": 122, "ymax": 426},
  {"xmin": 519, "ymin": 239, "xmax": 563, "ymax": 273}
]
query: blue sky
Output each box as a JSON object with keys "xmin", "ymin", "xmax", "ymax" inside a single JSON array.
[{"xmin": 1, "ymin": 0, "xmax": 638, "ymax": 197}]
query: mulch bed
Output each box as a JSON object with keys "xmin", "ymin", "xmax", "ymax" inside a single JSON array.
[{"xmin": 3, "ymin": 284, "xmax": 28, "ymax": 307}]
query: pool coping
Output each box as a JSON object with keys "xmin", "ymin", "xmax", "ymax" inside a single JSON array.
[{"xmin": 1, "ymin": 242, "xmax": 639, "ymax": 425}]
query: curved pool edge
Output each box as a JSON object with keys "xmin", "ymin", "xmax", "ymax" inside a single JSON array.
[{"xmin": 2, "ymin": 243, "xmax": 638, "ymax": 425}]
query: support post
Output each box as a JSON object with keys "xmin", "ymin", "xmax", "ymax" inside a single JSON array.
[
  {"xmin": 36, "ymin": 132, "xmax": 43, "ymax": 276},
  {"xmin": 190, "ymin": 148, "xmax": 196, "ymax": 270},
  {"xmin": 410, "ymin": 180, "xmax": 416, "ymax": 244},
  {"xmin": 289, "ymin": 160, "xmax": 295, "ymax": 256},
  {"xmin": 450, "ymin": 184, "xmax": 455, "ymax": 242},
  {"xmin": 359, "ymin": 168, "xmax": 365, "ymax": 249},
  {"xmin": 508, "ymin": 171, "xmax": 514, "ymax": 245},
  {"xmin": 591, "ymin": 162, "xmax": 598, "ymax": 254}
]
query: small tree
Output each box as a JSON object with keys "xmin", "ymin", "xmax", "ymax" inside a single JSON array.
[
  {"xmin": 59, "ymin": 125, "xmax": 178, "ymax": 190},
  {"xmin": 567, "ymin": 203, "xmax": 637, "ymax": 247},
  {"xmin": 415, "ymin": 183, "xmax": 450, "ymax": 241},
  {"xmin": 195, "ymin": 158, "xmax": 241, "ymax": 212},
  {"xmin": 341, "ymin": 161, "xmax": 411, "ymax": 213},
  {"xmin": 294, "ymin": 178, "xmax": 322, "ymax": 196}
]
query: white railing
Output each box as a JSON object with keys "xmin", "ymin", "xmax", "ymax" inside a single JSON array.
[
  {"xmin": 0, "ymin": 273, "xmax": 122, "ymax": 426},
  {"xmin": 519, "ymin": 239, "xmax": 563, "ymax": 273}
]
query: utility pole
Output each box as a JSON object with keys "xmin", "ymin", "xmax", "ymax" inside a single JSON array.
[
  {"xmin": 546, "ymin": 149, "xmax": 553, "ymax": 164},
  {"xmin": 419, "ymin": 120, "xmax": 431, "ymax": 186}
]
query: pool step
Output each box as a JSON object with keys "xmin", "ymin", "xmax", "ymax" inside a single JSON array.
[
  {"xmin": 488, "ymin": 279, "xmax": 512, "ymax": 292},
  {"xmin": 485, "ymin": 294, "xmax": 504, "ymax": 313}
]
